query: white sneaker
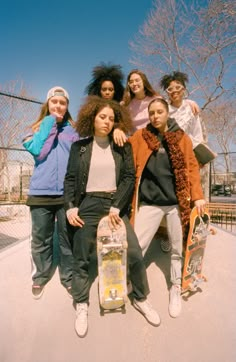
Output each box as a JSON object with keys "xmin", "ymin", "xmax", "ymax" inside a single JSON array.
[
  {"xmin": 160, "ymin": 238, "xmax": 171, "ymax": 252},
  {"xmin": 133, "ymin": 299, "xmax": 161, "ymax": 326},
  {"xmin": 75, "ymin": 303, "xmax": 88, "ymax": 337},
  {"xmin": 169, "ymin": 285, "xmax": 182, "ymax": 318}
]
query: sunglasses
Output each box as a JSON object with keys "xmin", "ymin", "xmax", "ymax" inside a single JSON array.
[{"xmin": 166, "ymin": 85, "xmax": 184, "ymax": 94}]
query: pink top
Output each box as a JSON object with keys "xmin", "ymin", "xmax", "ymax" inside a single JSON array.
[{"xmin": 128, "ymin": 96, "xmax": 157, "ymax": 132}]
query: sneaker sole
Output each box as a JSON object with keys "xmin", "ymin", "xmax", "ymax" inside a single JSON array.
[
  {"xmin": 133, "ymin": 303, "xmax": 161, "ymax": 327},
  {"xmin": 160, "ymin": 241, "xmax": 171, "ymax": 253},
  {"xmin": 168, "ymin": 307, "xmax": 181, "ymax": 318},
  {"xmin": 74, "ymin": 325, "xmax": 88, "ymax": 338},
  {"xmin": 32, "ymin": 288, "xmax": 44, "ymax": 300},
  {"xmin": 160, "ymin": 247, "xmax": 171, "ymax": 253},
  {"xmin": 169, "ymin": 286, "xmax": 182, "ymax": 318}
]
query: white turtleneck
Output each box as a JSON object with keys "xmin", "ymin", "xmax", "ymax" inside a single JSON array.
[{"xmin": 86, "ymin": 136, "xmax": 117, "ymax": 192}]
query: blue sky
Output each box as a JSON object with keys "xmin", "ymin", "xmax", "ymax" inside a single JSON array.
[{"xmin": 0, "ymin": 0, "xmax": 154, "ymax": 118}]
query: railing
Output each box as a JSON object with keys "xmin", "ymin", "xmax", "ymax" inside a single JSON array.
[{"xmin": 207, "ymin": 203, "xmax": 236, "ymax": 233}]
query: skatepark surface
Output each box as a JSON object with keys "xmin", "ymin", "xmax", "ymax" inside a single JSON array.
[{"xmin": 0, "ymin": 218, "xmax": 235, "ymax": 362}]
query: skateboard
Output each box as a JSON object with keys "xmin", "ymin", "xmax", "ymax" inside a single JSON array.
[
  {"xmin": 182, "ymin": 206, "xmax": 216, "ymax": 295},
  {"xmin": 97, "ymin": 215, "xmax": 128, "ymax": 313}
]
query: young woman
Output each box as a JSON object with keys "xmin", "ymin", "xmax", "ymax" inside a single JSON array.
[
  {"xmin": 64, "ymin": 96, "xmax": 161, "ymax": 338},
  {"xmin": 122, "ymin": 69, "xmax": 161, "ymax": 130},
  {"xmin": 159, "ymin": 71, "xmax": 204, "ymax": 149},
  {"xmin": 114, "ymin": 70, "xmax": 202, "ymax": 252},
  {"xmin": 23, "ymin": 86, "xmax": 79, "ymax": 299},
  {"xmin": 85, "ymin": 62, "xmax": 125, "ymax": 102},
  {"xmin": 128, "ymin": 97, "xmax": 206, "ymax": 318},
  {"xmin": 113, "ymin": 69, "xmax": 161, "ymax": 146}
]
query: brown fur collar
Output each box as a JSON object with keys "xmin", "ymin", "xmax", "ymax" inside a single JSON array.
[{"xmin": 142, "ymin": 124, "xmax": 191, "ymax": 242}]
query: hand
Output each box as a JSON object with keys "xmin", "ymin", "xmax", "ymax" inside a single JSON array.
[
  {"xmin": 188, "ymin": 100, "xmax": 200, "ymax": 116},
  {"xmin": 66, "ymin": 207, "xmax": 85, "ymax": 227},
  {"xmin": 194, "ymin": 199, "xmax": 206, "ymax": 216},
  {"xmin": 108, "ymin": 211, "xmax": 122, "ymax": 230},
  {"xmin": 113, "ymin": 128, "xmax": 127, "ymax": 147},
  {"xmin": 51, "ymin": 112, "xmax": 64, "ymax": 123}
]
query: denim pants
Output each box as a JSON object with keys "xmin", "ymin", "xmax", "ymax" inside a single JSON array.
[
  {"xmin": 71, "ymin": 194, "xmax": 150, "ymax": 303},
  {"xmin": 134, "ymin": 204, "xmax": 183, "ymax": 285},
  {"xmin": 30, "ymin": 205, "xmax": 73, "ymax": 288}
]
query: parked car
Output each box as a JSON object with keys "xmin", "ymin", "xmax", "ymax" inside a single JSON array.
[
  {"xmin": 211, "ymin": 184, "xmax": 231, "ymax": 197},
  {"xmin": 224, "ymin": 185, "xmax": 231, "ymax": 197},
  {"xmin": 211, "ymin": 184, "xmax": 222, "ymax": 196}
]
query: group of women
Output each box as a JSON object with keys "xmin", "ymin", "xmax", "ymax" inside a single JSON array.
[{"xmin": 23, "ymin": 63, "xmax": 206, "ymax": 338}]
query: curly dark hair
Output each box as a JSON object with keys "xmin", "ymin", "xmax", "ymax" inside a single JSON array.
[
  {"xmin": 122, "ymin": 69, "xmax": 160, "ymax": 106},
  {"xmin": 85, "ymin": 62, "xmax": 125, "ymax": 102},
  {"xmin": 159, "ymin": 71, "xmax": 189, "ymax": 90},
  {"xmin": 75, "ymin": 96, "xmax": 133, "ymax": 137}
]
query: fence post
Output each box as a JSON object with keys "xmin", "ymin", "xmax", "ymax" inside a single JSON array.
[
  {"xmin": 20, "ymin": 162, "xmax": 23, "ymax": 201},
  {"xmin": 209, "ymin": 161, "xmax": 212, "ymax": 203}
]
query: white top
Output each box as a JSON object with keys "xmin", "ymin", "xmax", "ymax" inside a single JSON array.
[
  {"xmin": 128, "ymin": 96, "xmax": 157, "ymax": 132},
  {"xmin": 86, "ymin": 136, "xmax": 117, "ymax": 192},
  {"xmin": 168, "ymin": 99, "xmax": 204, "ymax": 149}
]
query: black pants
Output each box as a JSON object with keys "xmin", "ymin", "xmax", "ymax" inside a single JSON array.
[
  {"xmin": 71, "ymin": 194, "xmax": 150, "ymax": 303},
  {"xmin": 30, "ymin": 205, "xmax": 73, "ymax": 288}
]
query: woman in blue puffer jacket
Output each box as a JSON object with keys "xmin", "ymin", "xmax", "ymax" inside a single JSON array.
[{"xmin": 23, "ymin": 86, "xmax": 79, "ymax": 300}]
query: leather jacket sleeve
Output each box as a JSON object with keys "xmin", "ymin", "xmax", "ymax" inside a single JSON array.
[{"xmin": 111, "ymin": 142, "xmax": 135, "ymax": 215}]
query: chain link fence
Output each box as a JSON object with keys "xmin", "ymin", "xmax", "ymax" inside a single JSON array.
[{"xmin": 0, "ymin": 91, "xmax": 42, "ymax": 250}]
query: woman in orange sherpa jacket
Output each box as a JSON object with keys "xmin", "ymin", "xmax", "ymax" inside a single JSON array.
[{"xmin": 128, "ymin": 97, "xmax": 205, "ymax": 319}]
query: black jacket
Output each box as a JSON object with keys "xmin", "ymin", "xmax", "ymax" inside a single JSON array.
[{"xmin": 64, "ymin": 137, "xmax": 135, "ymax": 215}]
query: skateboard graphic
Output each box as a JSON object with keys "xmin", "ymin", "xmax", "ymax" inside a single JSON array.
[
  {"xmin": 182, "ymin": 206, "xmax": 216, "ymax": 295},
  {"xmin": 97, "ymin": 215, "xmax": 128, "ymax": 313}
]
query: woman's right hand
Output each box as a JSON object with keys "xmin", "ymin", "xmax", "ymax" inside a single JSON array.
[
  {"xmin": 113, "ymin": 128, "xmax": 127, "ymax": 147},
  {"xmin": 66, "ymin": 207, "xmax": 85, "ymax": 227},
  {"xmin": 51, "ymin": 112, "xmax": 64, "ymax": 123}
]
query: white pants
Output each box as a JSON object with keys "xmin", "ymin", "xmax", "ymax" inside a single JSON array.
[{"xmin": 134, "ymin": 204, "xmax": 183, "ymax": 285}]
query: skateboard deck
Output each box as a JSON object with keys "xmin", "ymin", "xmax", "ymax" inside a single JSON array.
[
  {"xmin": 182, "ymin": 206, "xmax": 215, "ymax": 295},
  {"xmin": 97, "ymin": 215, "xmax": 128, "ymax": 312}
]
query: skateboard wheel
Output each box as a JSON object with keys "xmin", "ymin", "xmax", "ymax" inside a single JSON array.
[
  {"xmin": 123, "ymin": 295, "xmax": 128, "ymax": 303},
  {"xmin": 189, "ymin": 282, "xmax": 197, "ymax": 291},
  {"xmin": 121, "ymin": 258, "xmax": 126, "ymax": 266},
  {"xmin": 121, "ymin": 305, "xmax": 126, "ymax": 314},
  {"xmin": 100, "ymin": 308, "xmax": 105, "ymax": 316},
  {"xmin": 100, "ymin": 296, "xmax": 105, "ymax": 305},
  {"xmin": 210, "ymin": 228, "xmax": 217, "ymax": 235},
  {"xmin": 123, "ymin": 241, "xmax": 128, "ymax": 249}
]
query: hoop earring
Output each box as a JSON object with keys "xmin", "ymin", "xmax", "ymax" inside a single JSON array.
[{"xmin": 184, "ymin": 88, "xmax": 189, "ymax": 98}]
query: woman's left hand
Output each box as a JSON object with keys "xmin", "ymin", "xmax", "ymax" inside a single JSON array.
[
  {"xmin": 194, "ymin": 199, "xmax": 206, "ymax": 216},
  {"xmin": 188, "ymin": 100, "xmax": 200, "ymax": 116}
]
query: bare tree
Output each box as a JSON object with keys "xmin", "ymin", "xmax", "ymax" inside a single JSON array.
[
  {"xmin": 203, "ymin": 101, "xmax": 236, "ymax": 177},
  {"xmin": 129, "ymin": 0, "xmax": 236, "ymax": 199},
  {"xmin": 0, "ymin": 79, "xmax": 41, "ymax": 148},
  {"xmin": 129, "ymin": 0, "xmax": 236, "ymax": 110},
  {"xmin": 0, "ymin": 79, "xmax": 41, "ymax": 200}
]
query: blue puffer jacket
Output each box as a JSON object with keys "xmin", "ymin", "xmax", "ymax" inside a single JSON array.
[{"xmin": 23, "ymin": 115, "xmax": 79, "ymax": 196}]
